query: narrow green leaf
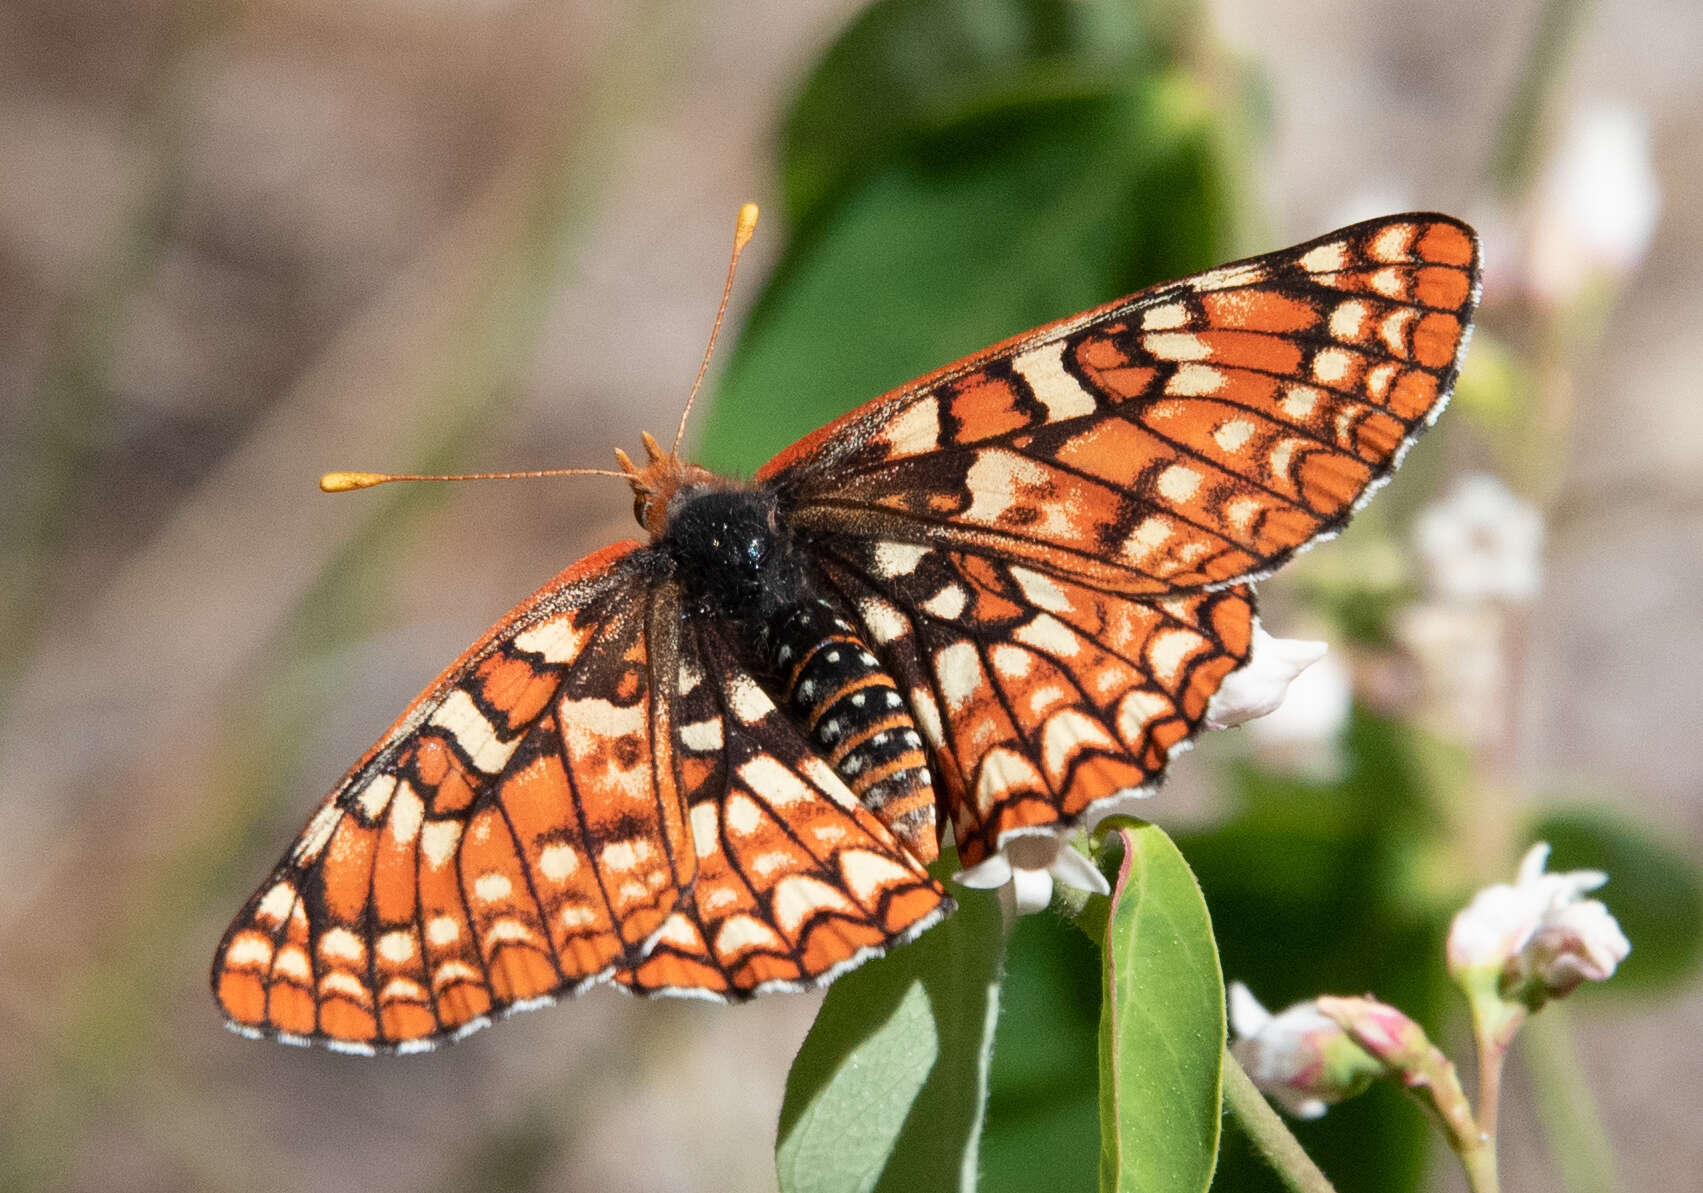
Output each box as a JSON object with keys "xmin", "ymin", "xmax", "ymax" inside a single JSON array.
[
  {"xmin": 776, "ymin": 883, "xmax": 1004, "ymax": 1193},
  {"xmin": 1099, "ymin": 822, "xmax": 1224, "ymax": 1193}
]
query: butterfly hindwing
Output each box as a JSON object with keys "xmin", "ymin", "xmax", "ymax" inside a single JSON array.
[
  {"xmin": 815, "ymin": 547, "xmax": 1252, "ymax": 862},
  {"xmin": 612, "ymin": 620, "xmax": 951, "ymax": 998}
]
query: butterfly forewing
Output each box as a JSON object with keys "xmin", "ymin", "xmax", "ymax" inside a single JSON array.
[
  {"xmin": 213, "ymin": 541, "xmax": 701, "ymax": 1053},
  {"xmin": 769, "ymin": 214, "xmax": 1479, "ymax": 858}
]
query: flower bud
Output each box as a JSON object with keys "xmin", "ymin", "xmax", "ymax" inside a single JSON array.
[
  {"xmin": 1228, "ymin": 983, "xmax": 1384, "ymax": 1119},
  {"xmin": 1447, "ymin": 843, "xmax": 1631, "ymax": 1008},
  {"xmin": 1204, "ymin": 626, "xmax": 1328, "ymax": 731}
]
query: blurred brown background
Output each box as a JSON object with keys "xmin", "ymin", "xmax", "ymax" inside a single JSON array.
[{"xmin": 1, "ymin": 1, "xmax": 1698, "ymax": 1190}]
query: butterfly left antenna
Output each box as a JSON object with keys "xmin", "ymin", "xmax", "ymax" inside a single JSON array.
[
  {"xmin": 319, "ymin": 467, "xmax": 630, "ymax": 492},
  {"xmin": 670, "ymin": 202, "xmax": 760, "ymax": 457}
]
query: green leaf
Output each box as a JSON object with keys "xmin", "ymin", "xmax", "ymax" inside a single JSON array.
[
  {"xmin": 776, "ymin": 882, "xmax": 1004, "ymax": 1193},
  {"xmin": 980, "ymin": 912, "xmax": 1103, "ymax": 1193},
  {"xmin": 1532, "ymin": 805, "xmax": 1703, "ymax": 996},
  {"xmin": 779, "ymin": 0, "xmax": 1199, "ymax": 230},
  {"xmin": 1099, "ymin": 822, "xmax": 1224, "ymax": 1193},
  {"xmin": 704, "ymin": 76, "xmax": 1235, "ymax": 477}
]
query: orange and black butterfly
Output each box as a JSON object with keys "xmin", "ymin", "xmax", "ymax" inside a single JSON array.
[{"xmin": 213, "ymin": 212, "xmax": 1480, "ymax": 1053}]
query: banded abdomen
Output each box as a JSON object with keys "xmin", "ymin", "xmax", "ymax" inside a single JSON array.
[{"xmin": 769, "ymin": 600, "xmax": 938, "ymax": 861}]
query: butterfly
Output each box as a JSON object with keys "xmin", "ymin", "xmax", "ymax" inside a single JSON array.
[{"xmin": 213, "ymin": 211, "xmax": 1480, "ymax": 1053}]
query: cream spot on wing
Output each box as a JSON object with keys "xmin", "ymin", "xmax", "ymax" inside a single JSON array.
[
  {"xmin": 839, "ymin": 849, "xmax": 919, "ymax": 902},
  {"xmin": 858, "ymin": 596, "xmax": 908, "ymax": 644},
  {"xmin": 484, "ymin": 919, "xmax": 538, "ymax": 947},
  {"xmin": 1300, "ymin": 241, "xmax": 1347, "ymax": 272},
  {"xmin": 1141, "ymin": 301, "xmax": 1190, "ymax": 330},
  {"xmin": 1013, "ymin": 340, "xmax": 1097, "ymax": 419},
  {"xmin": 771, "ymin": 874, "xmax": 857, "ymax": 936},
  {"xmin": 1269, "ymin": 440, "xmax": 1297, "ymax": 483},
  {"xmin": 1042, "ymin": 707, "xmax": 1120, "ymax": 784},
  {"xmin": 380, "ymin": 977, "xmax": 428, "ymax": 1003},
  {"xmin": 714, "ymin": 914, "xmax": 784, "ymax": 958},
  {"xmin": 388, "ymin": 780, "xmax": 424, "ymax": 845},
  {"xmin": 292, "ymin": 799, "xmax": 340, "ymax": 864},
  {"xmin": 1166, "ymin": 363, "xmax": 1227, "ymax": 396},
  {"xmin": 226, "ymin": 934, "xmax": 273, "ymax": 968},
  {"xmin": 538, "ymin": 840, "xmax": 579, "ymax": 878},
  {"xmin": 1370, "ymin": 267, "xmax": 1405, "ymax": 298},
  {"xmin": 881, "ymin": 396, "xmax": 941, "ymax": 456},
  {"xmin": 599, "ymin": 839, "xmax": 655, "ymax": 874},
  {"xmin": 1010, "ymin": 565, "xmax": 1070, "ymax": 613},
  {"xmin": 256, "ymin": 881, "xmax": 297, "ymax": 926},
  {"xmin": 1014, "ymin": 613, "xmax": 1081, "ymax": 658},
  {"xmin": 1381, "ymin": 307, "xmax": 1417, "ymax": 354},
  {"xmin": 910, "ymin": 686, "xmax": 945, "ymax": 747},
  {"xmin": 558, "ymin": 904, "xmax": 597, "ymax": 929},
  {"xmin": 962, "ymin": 449, "xmax": 1053, "ymax": 526},
  {"xmin": 431, "ymin": 690, "xmax": 520, "ymax": 775},
  {"xmin": 272, "ymin": 945, "xmax": 311, "ymax": 982},
  {"xmin": 921, "ymin": 584, "xmax": 968, "ymax": 620},
  {"xmin": 738, "ymin": 755, "xmax": 817, "ymax": 806},
  {"xmin": 432, "ymin": 960, "xmax": 481, "ymax": 990},
  {"xmin": 1144, "ymin": 332, "xmax": 1211, "ymax": 361},
  {"xmin": 990, "ymin": 643, "xmax": 1034, "ymax": 679},
  {"xmin": 1371, "ymin": 224, "xmax": 1413, "ymax": 262},
  {"xmin": 1116, "ymin": 688, "xmax": 1172, "ymax": 747},
  {"xmin": 934, "ymin": 641, "xmax": 983, "ymax": 712},
  {"xmin": 973, "ymin": 747, "xmax": 1046, "ymax": 813},
  {"xmin": 319, "ymin": 927, "xmax": 364, "ymax": 963},
  {"xmin": 1366, "ymin": 361, "xmax": 1398, "ymax": 400},
  {"xmin": 699, "ymin": 886, "xmax": 741, "ymax": 913},
  {"xmin": 725, "ymin": 792, "xmax": 764, "ymax": 836},
  {"xmin": 473, "ymin": 873, "xmax": 512, "ymax": 903},
  {"xmin": 679, "ymin": 718, "xmax": 723, "ymax": 752},
  {"xmin": 690, "ymin": 802, "xmax": 719, "ymax": 859},
  {"xmin": 426, "ymin": 915, "xmax": 461, "ymax": 947},
  {"xmin": 377, "ymin": 931, "xmax": 417, "ymax": 964},
  {"xmin": 1148, "ymin": 628, "xmax": 1205, "ymax": 684},
  {"xmin": 1156, "ymin": 463, "xmax": 1202, "ymax": 502},
  {"xmin": 678, "ymin": 657, "xmax": 702, "ymax": 695},
  {"xmin": 1120, "ymin": 515, "xmax": 1174, "ymax": 564},
  {"xmin": 873, "ymin": 541, "xmax": 929, "ymax": 578},
  {"xmin": 656, "ymin": 913, "xmax": 699, "ymax": 948},
  {"xmin": 1225, "ymin": 495, "xmax": 1266, "ymax": 535},
  {"xmin": 355, "ymin": 774, "xmax": 397, "ymax": 822},
  {"xmin": 1312, "ymin": 347, "xmax": 1353, "ymax": 385},
  {"xmin": 726, "ymin": 674, "xmax": 774, "ymax": 724},
  {"xmin": 1280, "ymin": 385, "xmax": 1320, "ymax": 420},
  {"xmin": 319, "ymin": 972, "xmax": 369, "ymax": 1003},
  {"xmin": 512, "ymin": 614, "xmax": 589, "ymax": 664},
  {"xmin": 1193, "ymin": 262, "xmax": 1268, "ymax": 290},
  {"xmin": 1213, "ymin": 419, "xmax": 1256, "ymax": 453},
  {"xmin": 420, "ymin": 820, "xmax": 462, "ymax": 870},
  {"xmin": 1329, "ymin": 300, "xmax": 1367, "ymax": 341},
  {"xmin": 800, "ymin": 757, "xmax": 858, "ymax": 808}
]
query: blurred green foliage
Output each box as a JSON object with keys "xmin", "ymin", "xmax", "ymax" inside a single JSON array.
[{"xmin": 702, "ymin": 1, "xmax": 1703, "ymax": 1191}]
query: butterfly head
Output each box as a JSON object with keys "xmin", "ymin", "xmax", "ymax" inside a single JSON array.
[{"xmin": 614, "ymin": 429, "xmax": 720, "ymax": 540}]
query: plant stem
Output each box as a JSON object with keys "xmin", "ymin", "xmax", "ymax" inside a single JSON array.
[{"xmin": 1221, "ymin": 1048, "xmax": 1339, "ymax": 1193}]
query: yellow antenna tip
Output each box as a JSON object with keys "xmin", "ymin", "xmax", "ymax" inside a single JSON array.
[
  {"xmin": 319, "ymin": 471, "xmax": 389, "ymax": 492},
  {"xmin": 734, "ymin": 202, "xmax": 759, "ymax": 252}
]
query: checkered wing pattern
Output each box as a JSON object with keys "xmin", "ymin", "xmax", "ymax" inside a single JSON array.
[
  {"xmin": 612, "ymin": 621, "xmax": 948, "ymax": 999},
  {"xmin": 212, "ymin": 542, "xmax": 703, "ymax": 1053},
  {"xmin": 763, "ymin": 214, "xmax": 1480, "ymax": 860}
]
